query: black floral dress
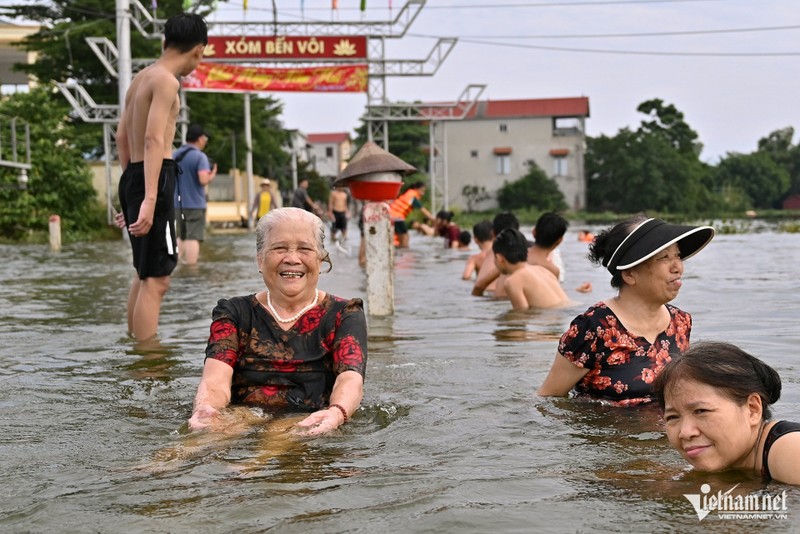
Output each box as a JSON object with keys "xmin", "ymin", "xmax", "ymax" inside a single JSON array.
[
  {"xmin": 558, "ymin": 302, "xmax": 691, "ymax": 406},
  {"xmin": 205, "ymin": 293, "xmax": 367, "ymax": 412}
]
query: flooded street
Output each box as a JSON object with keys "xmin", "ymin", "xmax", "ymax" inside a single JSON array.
[{"xmin": 1, "ymin": 220, "xmax": 798, "ymax": 533}]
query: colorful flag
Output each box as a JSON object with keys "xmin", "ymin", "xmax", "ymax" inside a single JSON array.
[
  {"xmin": 332, "ymin": 0, "xmax": 339, "ymax": 9},
  {"xmin": 243, "ymin": 0, "xmax": 248, "ymax": 11},
  {"xmin": 360, "ymin": 0, "xmax": 367, "ymax": 11}
]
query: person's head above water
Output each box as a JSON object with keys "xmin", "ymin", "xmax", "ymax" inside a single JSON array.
[
  {"xmin": 653, "ymin": 341, "xmax": 800, "ymax": 483},
  {"xmin": 589, "ymin": 215, "xmax": 715, "ymax": 289}
]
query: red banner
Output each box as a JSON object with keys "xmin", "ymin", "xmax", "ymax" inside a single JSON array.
[
  {"xmin": 204, "ymin": 36, "xmax": 368, "ymax": 60},
  {"xmin": 182, "ymin": 63, "xmax": 368, "ymax": 93}
]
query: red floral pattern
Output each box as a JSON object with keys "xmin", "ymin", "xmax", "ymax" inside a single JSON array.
[
  {"xmin": 205, "ymin": 293, "xmax": 367, "ymax": 411},
  {"xmin": 558, "ymin": 302, "xmax": 691, "ymax": 405}
]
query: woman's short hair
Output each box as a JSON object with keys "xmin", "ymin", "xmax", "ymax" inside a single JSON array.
[
  {"xmin": 255, "ymin": 208, "xmax": 331, "ymax": 271},
  {"xmin": 653, "ymin": 341, "xmax": 782, "ymax": 420}
]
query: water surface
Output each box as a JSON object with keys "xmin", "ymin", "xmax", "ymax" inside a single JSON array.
[{"xmin": 1, "ymin": 222, "xmax": 798, "ymax": 533}]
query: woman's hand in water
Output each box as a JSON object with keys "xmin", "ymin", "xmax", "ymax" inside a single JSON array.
[
  {"xmin": 188, "ymin": 404, "xmax": 221, "ymax": 431},
  {"xmin": 292, "ymin": 407, "xmax": 345, "ymax": 436}
]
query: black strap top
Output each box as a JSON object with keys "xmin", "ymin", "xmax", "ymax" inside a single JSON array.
[{"xmin": 761, "ymin": 420, "xmax": 800, "ymax": 480}]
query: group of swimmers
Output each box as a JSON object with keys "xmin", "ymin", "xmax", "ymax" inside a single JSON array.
[{"xmin": 453, "ymin": 212, "xmax": 799, "ymax": 485}]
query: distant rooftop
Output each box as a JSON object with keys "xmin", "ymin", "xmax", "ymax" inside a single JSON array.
[{"xmin": 307, "ymin": 132, "xmax": 351, "ymax": 144}]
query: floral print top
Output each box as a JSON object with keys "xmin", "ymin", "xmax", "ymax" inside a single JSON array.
[
  {"xmin": 205, "ymin": 293, "xmax": 367, "ymax": 412},
  {"xmin": 558, "ymin": 302, "xmax": 691, "ymax": 406}
]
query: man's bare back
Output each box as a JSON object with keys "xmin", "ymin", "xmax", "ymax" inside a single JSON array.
[
  {"xmin": 123, "ymin": 65, "xmax": 180, "ymax": 164},
  {"xmin": 329, "ymin": 189, "xmax": 348, "ymax": 213},
  {"xmin": 504, "ymin": 264, "xmax": 570, "ymax": 310}
]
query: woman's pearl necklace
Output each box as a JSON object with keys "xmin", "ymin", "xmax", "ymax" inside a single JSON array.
[{"xmin": 264, "ymin": 288, "xmax": 319, "ymax": 323}]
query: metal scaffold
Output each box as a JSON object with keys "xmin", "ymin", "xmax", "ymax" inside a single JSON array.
[{"xmin": 56, "ymin": 0, "xmax": 476, "ymax": 219}]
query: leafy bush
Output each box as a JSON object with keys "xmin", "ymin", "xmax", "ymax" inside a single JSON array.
[{"xmin": 496, "ymin": 163, "xmax": 567, "ymax": 212}]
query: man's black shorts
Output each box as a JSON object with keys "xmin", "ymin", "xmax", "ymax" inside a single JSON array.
[
  {"xmin": 332, "ymin": 210, "xmax": 348, "ymax": 232},
  {"xmin": 119, "ymin": 160, "xmax": 179, "ymax": 279}
]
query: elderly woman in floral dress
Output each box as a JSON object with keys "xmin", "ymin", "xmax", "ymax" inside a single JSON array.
[
  {"xmin": 538, "ymin": 216, "xmax": 714, "ymax": 406},
  {"xmin": 189, "ymin": 208, "xmax": 367, "ymax": 435}
]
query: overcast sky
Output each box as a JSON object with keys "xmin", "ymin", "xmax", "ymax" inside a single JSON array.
[{"xmin": 208, "ymin": 0, "xmax": 798, "ymax": 163}]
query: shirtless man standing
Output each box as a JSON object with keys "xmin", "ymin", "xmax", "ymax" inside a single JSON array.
[
  {"xmin": 116, "ymin": 13, "xmax": 207, "ymax": 341},
  {"xmin": 328, "ymin": 184, "xmax": 350, "ymax": 243},
  {"xmin": 492, "ymin": 228, "xmax": 571, "ymax": 311}
]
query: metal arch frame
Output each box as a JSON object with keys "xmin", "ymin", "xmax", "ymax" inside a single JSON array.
[
  {"xmin": 130, "ymin": 0, "xmax": 426, "ymax": 39},
  {"xmin": 361, "ymin": 84, "xmax": 487, "ymax": 214},
  {"xmin": 55, "ymin": 82, "xmax": 120, "ymax": 124}
]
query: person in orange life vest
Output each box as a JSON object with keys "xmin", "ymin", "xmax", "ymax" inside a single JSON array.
[
  {"xmin": 250, "ymin": 178, "xmax": 277, "ymax": 224},
  {"xmin": 388, "ymin": 181, "xmax": 435, "ymax": 248}
]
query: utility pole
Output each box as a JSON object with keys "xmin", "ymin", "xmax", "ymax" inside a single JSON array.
[{"xmin": 116, "ymin": 0, "xmax": 132, "ymax": 115}]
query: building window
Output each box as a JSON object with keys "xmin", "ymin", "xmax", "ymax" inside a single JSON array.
[
  {"xmin": 496, "ymin": 155, "xmax": 511, "ymax": 175},
  {"xmin": 553, "ymin": 156, "xmax": 568, "ymax": 176},
  {"xmin": 499, "ymin": 123, "xmax": 508, "ymax": 133},
  {"xmin": 325, "ymin": 147, "xmax": 334, "ymax": 158},
  {"xmin": 553, "ymin": 117, "xmax": 581, "ymax": 137},
  {"xmin": 470, "ymin": 150, "xmax": 478, "ymax": 158}
]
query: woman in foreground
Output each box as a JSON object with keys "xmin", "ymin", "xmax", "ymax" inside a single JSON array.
[
  {"xmin": 188, "ymin": 208, "xmax": 367, "ymax": 436},
  {"xmin": 654, "ymin": 341, "xmax": 800, "ymax": 485}
]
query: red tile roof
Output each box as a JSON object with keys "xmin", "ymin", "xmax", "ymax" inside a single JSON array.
[
  {"xmin": 464, "ymin": 97, "xmax": 590, "ymax": 119},
  {"xmin": 307, "ymin": 132, "xmax": 351, "ymax": 144}
]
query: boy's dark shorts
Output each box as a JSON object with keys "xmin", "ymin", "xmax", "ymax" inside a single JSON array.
[
  {"xmin": 393, "ymin": 219, "xmax": 409, "ymax": 235},
  {"xmin": 118, "ymin": 160, "xmax": 179, "ymax": 280}
]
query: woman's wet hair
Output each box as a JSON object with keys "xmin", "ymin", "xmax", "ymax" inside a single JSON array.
[
  {"xmin": 588, "ymin": 214, "xmax": 648, "ymax": 289},
  {"xmin": 653, "ymin": 341, "xmax": 782, "ymax": 420},
  {"xmin": 256, "ymin": 208, "xmax": 332, "ymax": 272},
  {"xmin": 492, "ymin": 228, "xmax": 529, "ymax": 264}
]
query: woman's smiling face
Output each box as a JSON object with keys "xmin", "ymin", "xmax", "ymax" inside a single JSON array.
[
  {"xmin": 258, "ymin": 219, "xmax": 322, "ymax": 301},
  {"xmin": 663, "ymin": 378, "xmax": 762, "ymax": 472}
]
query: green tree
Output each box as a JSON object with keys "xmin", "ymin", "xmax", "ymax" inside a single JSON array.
[
  {"xmin": 637, "ymin": 99, "xmax": 702, "ymax": 156},
  {"xmin": 585, "ymin": 100, "xmax": 713, "ymax": 214},
  {"xmin": 712, "ymin": 152, "xmax": 789, "ymax": 209},
  {"xmin": 1, "ymin": 1, "xmax": 220, "ymax": 157},
  {"xmin": 756, "ymin": 127, "xmax": 800, "ymax": 198},
  {"xmin": 497, "ymin": 162, "xmax": 567, "ymax": 212},
  {"xmin": 353, "ymin": 119, "xmax": 429, "ymax": 185},
  {"xmin": 0, "ymin": 87, "xmax": 105, "ymax": 240},
  {"xmin": 184, "ymin": 92, "xmax": 290, "ymax": 184}
]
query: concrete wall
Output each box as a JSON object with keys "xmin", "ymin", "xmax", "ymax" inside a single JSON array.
[{"xmin": 442, "ymin": 116, "xmax": 586, "ymax": 211}]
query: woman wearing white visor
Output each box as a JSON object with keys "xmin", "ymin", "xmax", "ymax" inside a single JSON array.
[{"xmin": 538, "ymin": 216, "xmax": 714, "ymax": 406}]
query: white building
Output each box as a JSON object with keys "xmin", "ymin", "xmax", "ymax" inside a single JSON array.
[
  {"xmin": 430, "ymin": 96, "xmax": 589, "ymax": 211},
  {"xmin": 307, "ymin": 132, "xmax": 352, "ymax": 179}
]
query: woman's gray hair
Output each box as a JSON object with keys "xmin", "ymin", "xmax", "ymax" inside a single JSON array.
[{"xmin": 255, "ymin": 207, "xmax": 332, "ymax": 271}]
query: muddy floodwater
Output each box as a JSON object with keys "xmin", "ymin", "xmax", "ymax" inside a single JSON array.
[{"xmin": 1, "ymin": 220, "xmax": 798, "ymax": 533}]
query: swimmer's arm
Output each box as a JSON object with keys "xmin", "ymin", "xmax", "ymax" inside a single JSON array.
[
  {"xmin": 765, "ymin": 432, "xmax": 800, "ymax": 484},
  {"xmin": 462, "ymin": 256, "xmax": 477, "ymax": 280},
  {"xmin": 294, "ymin": 371, "xmax": 364, "ymax": 436},
  {"xmin": 538, "ymin": 353, "xmax": 589, "ymax": 397},
  {"xmin": 188, "ymin": 358, "xmax": 233, "ymax": 431},
  {"xmin": 472, "ymin": 261, "xmax": 499, "ymax": 296}
]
